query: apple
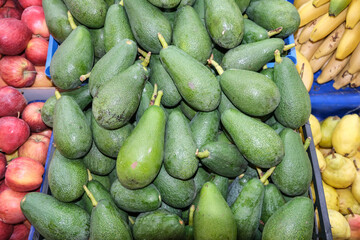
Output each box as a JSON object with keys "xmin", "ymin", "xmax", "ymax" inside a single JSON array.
[
  {"xmin": 0, "ymin": 153, "xmax": 5, "ymax": 179},
  {"xmin": 0, "ymin": 56, "xmax": 36, "ymax": 88},
  {"xmin": 0, "ymin": 75, "xmax": 6, "ymax": 87},
  {"xmin": 3, "ymin": 0, "xmax": 23, "ymax": 11},
  {"xmin": 0, "ymin": 7, "xmax": 21, "ymax": 19},
  {"xmin": 0, "ymin": 189, "xmax": 27, "ymax": 224},
  {"xmin": 0, "ymin": 18, "xmax": 31, "ymax": 55},
  {"xmin": 32, "ymin": 66, "xmax": 53, "ymax": 87},
  {"xmin": 36, "ymin": 128, "xmax": 52, "ymax": 138},
  {"xmin": 346, "ymin": 213, "xmax": 360, "ymax": 240},
  {"xmin": 23, "ymin": 219, "xmax": 31, "ymax": 229},
  {"xmin": 0, "ymin": 117, "xmax": 30, "ymax": 154},
  {"xmin": 21, "ymin": 102, "xmax": 47, "ymax": 132},
  {"xmin": 0, "ymin": 220, "xmax": 13, "ymax": 240},
  {"xmin": 18, "ymin": 134, "xmax": 50, "ymax": 165},
  {"xmin": 0, "ymin": 0, "xmax": 5, "ymax": 7},
  {"xmin": 21, "ymin": 6, "xmax": 48, "ymax": 38},
  {"xmin": 25, "ymin": 37, "xmax": 48, "ymax": 65},
  {"xmin": 5, "ymin": 157, "xmax": 44, "ymax": 192},
  {"xmin": 0, "ymin": 180, "xmax": 8, "ymax": 193},
  {"xmin": 5, "ymin": 150, "xmax": 18, "ymax": 162},
  {"xmin": 0, "ymin": 86, "xmax": 27, "ymax": 117},
  {"xmin": 9, "ymin": 224, "xmax": 29, "ymax": 240},
  {"xmin": 18, "ymin": 0, "xmax": 41, "ymax": 9}
]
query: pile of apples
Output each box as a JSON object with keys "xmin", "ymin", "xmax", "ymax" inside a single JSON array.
[
  {"xmin": 0, "ymin": 0, "xmax": 53, "ymax": 88},
  {"xmin": 0, "ymin": 86, "xmax": 51, "ymax": 240},
  {"xmin": 309, "ymin": 113, "xmax": 360, "ymax": 239}
]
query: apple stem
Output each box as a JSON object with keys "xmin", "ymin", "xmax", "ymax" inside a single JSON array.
[
  {"xmin": 54, "ymin": 90, "xmax": 61, "ymax": 100},
  {"xmin": 17, "ymin": 112, "xmax": 20, "ymax": 118},
  {"xmin": 67, "ymin": 11, "xmax": 77, "ymax": 30},
  {"xmin": 80, "ymin": 72, "xmax": 91, "ymax": 82}
]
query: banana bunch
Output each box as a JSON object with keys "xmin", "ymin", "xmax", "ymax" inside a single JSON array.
[{"xmin": 294, "ymin": 0, "xmax": 360, "ymax": 89}]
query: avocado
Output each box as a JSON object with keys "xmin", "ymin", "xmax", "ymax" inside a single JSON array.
[
  {"xmin": 242, "ymin": 18, "xmax": 270, "ymax": 44},
  {"xmin": 190, "ymin": 110, "xmax": 220, "ymax": 149},
  {"xmin": 124, "ymin": 0, "xmax": 172, "ymax": 53},
  {"xmin": 135, "ymin": 81, "xmax": 154, "ymax": 122},
  {"xmin": 205, "ymin": 0, "xmax": 244, "ymax": 49},
  {"xmin": 83, "ymin": 142, "xmax": 115, "ymax": 176},
  {"xmin": 172, "ymin": 6, "xmax": 212, "ymax": 64},
  {"xmin": 221, "ymin": 108, "xmax": 284, "ymax": 168},
  {"xmin": 265, "ymin": 115, "xmax": 286, "ymax": 135},
  {"xmin": 164, "ymin": 110, "xmax": 198, "ymax": 180},
  {"xmin": 90, "ymin": 174, "xmax": 112, "ymax": 191},
  {"xmin": 193, "ymin": 0, "xmax": 205, "ymax": 24},
  {"xmin": 193, "ymin": 167, "xmax": 212, "ymax": 194},
  {"xmin": 20, "ymin": 193, "xmax": 90, "ymax": 240},
  {"xmin": 148, "ymin": 0, "xmax": 181, "ymax": 8},
  {"xmin": 217, "ymin": 92, "xmax": 237, "ymax": 115},
  {"xmin": 159, "ymin": 202, "xmax": 183, "ymax": 217},
  {"xmin": 50, "ymin": 26, "xmax": 94, "ymax": 90},
  {"xmin": 261, "ymin": 183, "xmax": 286, "ymax": 224},
  {"xmin": 178, "ymin": 0, "xmax": 196, "ymax": 7},
  {"xmin": 180, "ymin": 101, "xmax": 197, "ymax": 120},
  {"xmin": 260, "ymin": 68, "xmax": 274, "ymax": 81},
  {"xmin": 210, "ymin": 174, "xmax": 229, "ymax": 199},
  {"xmin": 234, "ymin": 0, "xmax": 250, "ymax": 13},
  {"xmin": 89, "ymin": 28, "xmax": 106, "ymax": 58}
]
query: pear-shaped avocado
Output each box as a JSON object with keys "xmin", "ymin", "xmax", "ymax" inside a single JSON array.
[
  {"xmin": 190, "ymin": 110, "xmax": 220, "ymax": 149},
  {"xmin": 261, "ymin": 183, "xmax": 286, "ymax": 224},
  {"xmin": 194, "ymin": 182, "xmax": 237, "ymax": 240},
  {"xmin": 136, "ymin": 81, "xmax": 154, "ymax": 122}
]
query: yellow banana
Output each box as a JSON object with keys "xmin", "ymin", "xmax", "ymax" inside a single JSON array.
[
  {"xmin": 300, "ymin": 39, "xmax": 324, "ymax": 60},
  {"xmin": 295, "ymin": 27, "xmax": 304, "ymax": 52},
  {"xmin": 329, "ymin": 0, "xmax": 352, "ymax": 17},
  {"xmin": 321, "ymin": 53, "xmax": 333, "ymax": 70},
  {"xmin": 333, "ymin": 63, "xmax": 353, "ymax": 89},
  {"xmin": 295, "ymin": 0, "xmax": 311, "ymax": 8},
  {"xmin": 350, "ymin": 72, "xmax": 360, "ymax": 87},
  {"xmin": 317, "ymin": 53, "xmax": 351, "ymax": 83},
  {"xmin": 348, "ymin": 43, "xmax": 360, "ymax": 74},
  {"xmin": 310, "ymin": 9, "xmax": 348, "ymax": 42},
  {"xmin": 336, "ymin": 21, "xmax": 360, "ymax": 59},
  {"xmin": 313, "ymin": 23, "xmax": 346, "ymax": 58},
  {"xmin": 299, "ymin": 17, "xmax": 323, "ymax": 44},
  {"xmin": 296, "ymin": 50, "xmax": 314, "ymax": 91},
  {"xmin": 313, "ymin": 0, "xmax": 330, "ymax": 7},
  {"xmin": 346, "ymin": 0, "xmax": 360, "ymax": 28},
  {"xmin": 298, "ymin": 1, "xmax": 330, "ymax": 27},
  {"xmin": 310, "ymin": 52, "xmax": 333, "ymax": 72}
]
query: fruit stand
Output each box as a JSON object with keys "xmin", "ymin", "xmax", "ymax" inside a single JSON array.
[{"xmin": 0, "ymin": 0, "xmax": 359, "ymax": 240}]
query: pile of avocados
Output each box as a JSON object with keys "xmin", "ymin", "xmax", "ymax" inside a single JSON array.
[{"xmin": 20, "ymin": 0, "xmax": 316, "ymax": 239}]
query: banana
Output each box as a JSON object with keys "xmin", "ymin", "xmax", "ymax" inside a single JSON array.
[
  {"xmin": 299, "ymin": 17, "xmax": 322, "ymax": 44},
  {"xmin": 298, "ymin": 1, "xmax": 330, "ymax": 27},
  {"xmin": 295, "ymin": 0, "xmax": 311, "ymax": 8},
  {"xmin": 333, "ymin": 63, "xmax": 353, "ymax": 89},
  {"xmin": 346, "ymin": 0, "xmax": 360, "ymax": 28},
  {"xmin": 296, "ymin": 50, "xmax": 314, "ymax": 91},
  {"xmin": 310, "ymin": 52, "xmax": 333, "ymax": 72},
  {"xmin": 321, "ymin": 52, "xmax": 334, "ymax": 70},
  {"xmin": 336, "ymin": 21, "xmax": 360, "ymax": 59},
  {"xmin": 300, "ymin": 39, "xmax": 324, "ymax": 60},
  {"xmin": 312, "ymin": 0, "xmax": 330, "ymax": 7},
  {"xmin": 317, "ymin": 53, "xmax": 351, "ymax": 83},
  {"xmin": 350, "ymin": 72, "xmax": 360, "ymax": 87},
  {"xmin": 329, "ymin": 0, "xmax": 352, "ymax": 17},
  {"xmin": 295, "ymin": 27, "xmax": 304, "ymax": 52},
  {"xmin": 348, "ymin": 43, "xmax": 360, "ymax": 74},
  {"xmin": 310, "ymin": 9, "xmax": 348, "ymax": 42},
  {"xmin": 313, "ymin": 23, "xmax": 346, "ymax": 58}
]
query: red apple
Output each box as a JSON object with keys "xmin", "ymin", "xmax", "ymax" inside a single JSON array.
[
  {"xmin": 21, "ymin": 102, "xmax": 47, "ymax": 132},
  {"xmin": 21, "ymin": 6, "xmax": 48, "ymax": 38},
  {"xmin": 0, "ymin": 180, "xmax": 8, "ymax": 193},
  {"xmin": 36, "ymin": 128, "xmax": 52, "ymax": 138},
  {"xmin": 0, "ymin": 153, "xmax": 5, "ymax": 179},
  {"xmin": 32, "ymin": 66, "xmax": 53, "ymax": 87},
  {"xmin": 0, "ymin": 0, "xmax": 5, "ymax": 7},
  {"xmin": 0, "ymin": 75, "xmax": 6, "ymax": 87},
  {"xmin": 9, "ymin": 223, "xmax": 29, "ymax": 240},
  {"xmin": 346, "ymin": 213, "xmax": 360, "ymax": 240},
  {"xmin": 18, "ymin": 134, "xmax": 50, "ymax": 165},
  {"xmin": 0, "ymin": 188, "xmax": 27, "ymax": 224},
  {"xmin": 25, "ymin": 37, "xmax": 48, "ymax": 66},
  {"xmin": 3, "ymin": 0, "xmax": 23, "ymax": 11},
  {"xmin": 0, "ymin": 86, "xmax": 27, "ymax": 117},
  {"xmin": 0, "ymin": 220, "xmax": 13, "ymax": 240},
  {"xmin": 0, "ymin": 56, "xmax": 36, "ymax": 88},
  {"xmin": 23, "ymin": 219, "xmax": 31, "ymax": 229},
  {"xmin": 0, "ymin": 18, "xmax": 31, "ymax": 55},
  {"xmin": 0, "ymin": 7, "xmax": 21, "ymax": 19},
  {"xmin": 18, "ymin": 0, "xmax": 41, "ymax": 9},
  {"xmin": 5, "ymin": 157, "xmax": 44, "ymax": 192},
  {"xmin": 0, "ymin": 117, "xmax": 30, "ymax": 154}
]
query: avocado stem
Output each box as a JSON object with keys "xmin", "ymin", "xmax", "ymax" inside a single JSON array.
[
  {"xmin": 189, "ymin": 205, "xmax": 195, "ymax": 227},
  {"xmin": 268, "ymin": 27, "xmax": 283, "ymax": 37},
  {"xmin": 274, "ymin": 50, "xmax": 282, "ymax": 64},
  {"xmin": 196, "ymin": 149, "xmax": 210, "ymax": 159},
  {"xmin": 243, "ymin": 14, "xmax": 248, "ymax": 19},
  {"xmin": 207, "ymin": 54, "xmax": 224, "ymax": 75},
  {"xmin": 119, "ymin": 0, "xmax": 124, "ymax": 6},
  {"xmin": 141, "ymin": 51, "xmax": 151, "ymax": 67},
  {"xmin": 158, "ymin": 33, "xmax": 168, "ymax": 49},
  {"xmin": 80, "ymin": 72, "xmax": 91, "ymax": 82},
  {"xmin": 303, "ymin": 137, "xmax": 311, "ymax": 151},
  {"xmin": 83, "ymin": 185, "xmax": 98, "ymax": 207},
  {"xmin": 149, "ymin": 84, "xmax": 158, "ymax": 106},
  {"xmin": 256, "ymin": 167, "xmax": 269, "ymax": 185},
  {"xmin": 128, "ymin": 216, "xmax": 135, "ymax": 225},
  {"xmin": 154, "ymin": 90, "xmax": 163, "ymax": 107},
  {"xmin": 138, "ymin": 48, "xmax": 148, "ymax": 58},
  {"xmin": 87, "ymin": 169, "xmax": 93, "ymax": 181},
  {"xmin": 260, "ymin": 167, "xmax": 276, "ymax": 184},
  {"xmin": 263, "ymin": 65, "xmax": 268, "ymax": 70},
  {"xmin": 67, "ymin": 11, "xmax": 77, "ymax": 30},
  {"xmin": 238, "ymin": 173, "xmax": 245, "ymax": 179},
  {"xmin": 283, "ymin": 43, "xmax": 295, "ymax": 52},
  {"xmin": 54, "ymin": 90, "xmax": 61, "ymax": 100}
]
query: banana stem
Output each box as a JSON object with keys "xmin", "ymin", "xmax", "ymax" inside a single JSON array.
[
  {"xmin": 149, "ymin": 84, "xmax": 158, "ymax": 106},
  {"xmin": 87, "ymin": 169, "xmax": 93, "ymax": 181},
  {"xmin": 196, "ymin": 149, "xmax": 210, "ymax": 159},
  {"xmin": 283, "ymin": 43, "xmax": 295, "ymax": 51},
  {"xmin": 207, "ymin": 54, "xmax": 224, "ymax": 75},
  {"xmin": 268, "ymin": 27, "xmax": 283, "ymax": 37},
  {"xmin": 158, "ymin": 33, "xmax": 168, "ymax": 49},
  {"xmin": 138, "ymin": 48, "xmax": 148, "ymax": 58},
  {"xmin": 67, "ymin": 11, "xmax": 77, "ymax": 30},
  {"xmin": 83, "ymin": 185, "xmax": 98, "ymax": 207},
  {"xmin": 55, "ymin": 90, "xmax": 61, "ymax": 100},
  {"xmin": 303, "ymin": 137, "xmax": 311, "ymax": 151},
  {"xmin": 274, "ymin": 49, "xmax": 282, "ymax": 63},
  {"xmin": 119, "ymin": 0, "xmax": 124, "ymax": 6},
  {"xmin": 80, "ymin": 72, "xmax": 91, "ymax": 82},
  {"xmin": 260, "ymin": 167, "xmax": 276, "ymax": 184},
  {"xmin": 189, "ymin": 205, "xmax": 195, "ymax": 227},
  {"xmin": 141, "ymin": 51, "xmax": 151, "ymax": 67},
  {"xmin": 154, "ymin": 90, "xmax": 163, "ymax": 107}
]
